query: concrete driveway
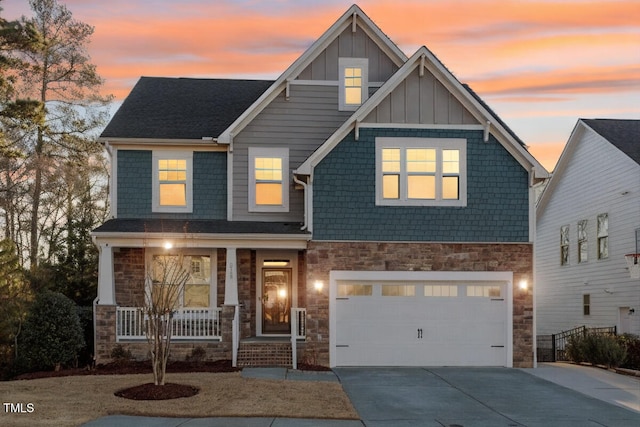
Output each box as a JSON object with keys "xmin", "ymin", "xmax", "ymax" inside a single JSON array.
[{"xmin": 334, "ymin": 367, "xmax": 640, "ymax": 427}]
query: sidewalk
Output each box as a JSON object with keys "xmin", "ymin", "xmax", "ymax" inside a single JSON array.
[{"xmin": 525, "ymin": 362, "xmax": 640, "ymax": 413}]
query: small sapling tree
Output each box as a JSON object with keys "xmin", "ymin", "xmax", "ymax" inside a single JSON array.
[{"xmin": 144, "ymin": 254, "xmax": 189, "ymax": 386}]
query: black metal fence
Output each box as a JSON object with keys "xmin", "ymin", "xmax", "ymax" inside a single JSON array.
[{"xmin": 537, "ymin": 325, "xmax": 617, "ymax": 362}]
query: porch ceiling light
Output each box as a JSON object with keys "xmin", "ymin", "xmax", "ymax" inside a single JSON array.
[
  {"xmin": 163, "ymin": 241, "xmax": 173, "ymax": 250},
  {"xmin": 314, "ymin": 280, "xmax": 324, "ymax": 292}
]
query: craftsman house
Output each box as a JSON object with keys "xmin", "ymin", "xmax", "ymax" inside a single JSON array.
[
  {"xmin": 93, "ymin": 5, "xmax": 548, "ymax": 368},
  {"xmin": 536, "ymin": 119, "xmax": 640, "ymax": 338}
]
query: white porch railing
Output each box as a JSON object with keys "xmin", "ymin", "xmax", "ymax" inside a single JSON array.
[
  {"xmin": 116, "ymin": 307, "xmax": 222, "ymax": 340},
  {"xmin": 291, "ymin": 307, "xmax": 307, "ymax": 369}
]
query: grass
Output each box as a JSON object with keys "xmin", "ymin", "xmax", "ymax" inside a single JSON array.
[{"xmin": 0, "ymin": 371, "xmax": 359, "ymax": 427}]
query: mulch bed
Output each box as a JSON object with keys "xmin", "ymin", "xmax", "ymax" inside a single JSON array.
[
  {"xmin": 12, "ymin": 359, "xmax": 239, "ymax": 380},
  {"xmin": 10, "ymin": 359, "xmax": 332, "ymax": 400},
  {"xmin": 115, "ymin": 382, "xmax": 200, "ymax": 400}
]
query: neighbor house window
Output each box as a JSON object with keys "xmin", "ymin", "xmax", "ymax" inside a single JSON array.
[
  {"xmin": 152, "ymin": 152, "xmax": 193, "ymax": 213},
  {"xmin": 376, "ymin": 137, "xmax": 466, "ymax": 206},
  {"xmin": 597, "ymin": 213, "xmax": 609, "ymax": 259},
  {"xmin": 339, "ymin": 58, "xmax": 368, "ymax": 111},
  {"xmin": 249, "ymin": 147, "xmax": 289, "ymax": 212},
  {"xmin": 150, "ymin": 254, "xmax": 212, "ymax": 308},
  {"xmin": 560, "ymin": 225, "xmax": 569, "ymax": 266},
  {"xmin": 583, "ymin": 294, "xmax": 590, "ymax": 316},
  {"xmin": 578, "ymin": 219, "xmax": 588, "ymax": 263}
]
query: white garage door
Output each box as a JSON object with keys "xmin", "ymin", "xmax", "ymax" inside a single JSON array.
[{"xmin": 333, "ymin": 277, "xmax": 510, "ymax": 367}]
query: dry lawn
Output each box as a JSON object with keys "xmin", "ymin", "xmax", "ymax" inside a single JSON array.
[{"xmin": 0, "ymin": 372, "xmax": 358, "ymax": 427}]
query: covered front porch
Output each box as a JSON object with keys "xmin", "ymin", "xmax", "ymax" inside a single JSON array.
[{"xmin": 92, "ymin": 219, "xmax": 311, "ymax": 367}]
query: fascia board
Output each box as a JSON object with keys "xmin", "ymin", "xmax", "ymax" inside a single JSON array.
[
  {"xmin": 100, "ymin": 137, "xmax": 224, "ymax": 149},
  {"xmin": 92, "ymin": 232, "xmax": 310, "ymax": 249},
  {"xmin": 417, "ymin": 47, "xmax": 550, "ymax": 180},
  {"xmin": 297, "ymin": 46, "xmax": 549, "ymax": 180},
  {"xmin": 296, "ymin": 49, "xmax": 425, "ymax": 176},
  {"xmin": 217, "ymin": 5, "xmax": 407, "ymax": 146},
  {"xmin": 536, "ymin": 120, "xmax": 586, "ymax": 216}
]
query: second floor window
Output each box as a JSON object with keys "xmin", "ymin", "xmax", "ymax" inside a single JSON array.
[
  {"xmin": 597, "ymin": 213, "xmax": 609, "ymax": 259},
  {"xmin": 376, "ymin": 137, "xmax": 467, "ymax": 207},
  {"xmin": 560, "ymin": 225, "xmax": 569, "ymax": 265},
  {"xmin": 152, "ymin": 152, "xmax": 192, "ymax": 213},
  {"xmin": 249, "ymin": 147, "xmax": 289, "ymax": 212},
  {"xmin": 578, "ymin": 219, "xmax": 588, "ymax": 263},
  {"xmin": 159, "ymin": 159, "xmax": 187, "ymax": 206}
]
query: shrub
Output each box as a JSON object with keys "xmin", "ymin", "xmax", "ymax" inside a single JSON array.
[
  {"xmin": 110, "ymin": 344, "xmax": 133, "ymax": 363},
  {"xmin": 18, "ymin": 291, "xmax": 85, "ymax": 371},
  {"xmin": 186, "ymin": 346, "xmax": 207, "ymax": 364},
  {"xmin": 617, "ymin": 334, "xmax": 640, "ymax": 370},
  {"xmin": 567, "ymin": 332, "xmax": 626, "ymax": 368}
]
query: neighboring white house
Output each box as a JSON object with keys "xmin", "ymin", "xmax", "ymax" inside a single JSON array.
[{"xmin": 536, "ymin": 119, "xmax": 640, "ymax": 337}]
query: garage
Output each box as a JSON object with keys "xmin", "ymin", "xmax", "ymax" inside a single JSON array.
[{"xmin": 330, "ymin": 271, "xmax": 513, "ymax": 367}]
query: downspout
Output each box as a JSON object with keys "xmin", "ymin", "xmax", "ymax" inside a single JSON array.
[
  {"xmin": 293, "ymin": 175, "xmax": 308, "ymax": 231},
  {"xmin": 91, "ymin": 235, "xmax": 100, "ymax": 367}
]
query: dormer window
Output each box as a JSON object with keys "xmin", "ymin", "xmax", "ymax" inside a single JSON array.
[{"xmin": 339, "ymin": 58, "xmax": 368, "ymax": 111}]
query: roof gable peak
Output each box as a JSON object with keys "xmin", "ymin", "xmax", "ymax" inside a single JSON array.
[{"xmin": 217, "ymin": 4, "xmax": 407, "ymax": 145}]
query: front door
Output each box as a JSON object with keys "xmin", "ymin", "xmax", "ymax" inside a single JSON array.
[{"xmin": 262, "ymin": 268, "xmax": 291, "ymax": 334}]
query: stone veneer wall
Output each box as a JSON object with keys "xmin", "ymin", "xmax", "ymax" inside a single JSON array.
[
  {"xmin": 305, "ymin": 241, "xmax": 534, "ymax": 368},
  {"xmin": 95, "ymin": 247, "xmax": 232, "ymax": 364}
]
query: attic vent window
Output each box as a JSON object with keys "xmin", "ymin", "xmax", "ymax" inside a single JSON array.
[{"xmin": 339, "ymin": 58, "xmax": 368, "ymax": 111}]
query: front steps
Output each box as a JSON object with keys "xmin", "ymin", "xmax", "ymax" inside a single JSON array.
[{"xmin": 237, "ymin": 340, "xmax": 293, "ymax": 368}]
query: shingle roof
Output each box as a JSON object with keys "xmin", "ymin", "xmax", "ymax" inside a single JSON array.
[
  {"xmin": 582, "ymin": 119, "xmax": 640, "ymax": 165},
  {"xmin": 93, "ymin": 218, "xmax": 309, "ymax": 235},
  {"xmin": 100, "ymin": 77, "xmax": 273, "ymax": 140}
]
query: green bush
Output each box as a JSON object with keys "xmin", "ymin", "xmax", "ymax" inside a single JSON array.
[
  {"xmin": 18, "ymin": 291, "xmax": 85, "ymax": 371},
  {"xmin": 617, "ymin": 334, "xmax": 640, "ymax": 370},
  {"xmin": 566, "ymin": 332, "xmax": 626, "ymax": 368}
]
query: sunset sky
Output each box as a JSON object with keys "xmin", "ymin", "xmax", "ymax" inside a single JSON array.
[{"xmin": 3, "ymin": 0, "xmax": 639, "ymax": 171}]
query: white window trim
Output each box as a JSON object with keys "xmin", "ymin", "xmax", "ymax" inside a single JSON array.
[
  {"xmin": 375, "ymin": 137, "xmax": 467, "ymax": 207},
  {"xmin": 248, "ymin": 147, "xmax": 289, "ymax": 213},
  {"xmin": 339, "ymin": 58, "xmax": 369, "ymax": 111},
  {"xmin": 145, "ymin": 248, "xmax": 217, "ymax": 309},
  {"xmin": 152, "ymin": 150, "xmax": 193, "ymax": 213}
]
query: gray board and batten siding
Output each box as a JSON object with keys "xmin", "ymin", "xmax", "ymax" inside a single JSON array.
[{"xmin": 231, "ymin": 24, "xmax": 400, "ymax": 222}]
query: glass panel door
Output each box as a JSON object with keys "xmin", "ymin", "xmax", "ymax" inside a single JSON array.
[{"xmin": 262, "ymin": 268, "xmax": 291, "ymax": 334}]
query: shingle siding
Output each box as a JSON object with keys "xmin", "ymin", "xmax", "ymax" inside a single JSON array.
[
  {"xmin": 313, "ymin": 128, "xmax": 529, "ymax": 242},
  {"xmin": 117, "ymin": 150, "xmax": 227, "ymax": 219},
  {"xmin": 117, "ymin": 150, "xmax": 152, "ymax": 218}
]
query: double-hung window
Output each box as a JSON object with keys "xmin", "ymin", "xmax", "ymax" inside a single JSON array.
[
  {"xmin": 339, "ymin": 58, "xmax": 368, "ymax": 111},
  {"xmin": 152, "ymin": 151, "xmax": 193, "ymax": 213},
  {"xmin": 597, "ymin": 213, "xmax": 608, "ymax": 259},
  {"xmin": 376, "ymin": 138, "xmax": 466, "ymax": 206},
  {"xmin": 578, "ymin": 219, "xmax": 588, "ymax": 263},
  {"xmin": 249, "ymin": 147, "xmax": 289, "ymax": 212},
  {"xmin": 149, "ymin": 253, "xmax": 213, "ymax": 309},
  {"xmin": 560, "ymin": 225, "xmax": 570, "ymax": 266}
]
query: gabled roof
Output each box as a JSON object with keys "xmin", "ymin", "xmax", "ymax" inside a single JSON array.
[
  {"xmin": 296, "ymin": 46, "xmax": 549, "ymax": 179},
  {"xmin": 536, "ymin": 118, "xmax": 640, "ymax": 215},
  {"xmin": 582, "ymin": 119, "xmax": 640, "ymax": 165},
  {"xmin": 216, "ymin": 4, "xmax": 407, "ymax": 145},
  {"xmin": 100, "ymin": 77, "xmax": 272, "ymax": 141}
]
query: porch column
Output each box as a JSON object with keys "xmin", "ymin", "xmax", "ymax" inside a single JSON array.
[
  {"xmin": 224, "ymin": 247, "xmax": 240, "ymax": 366},
  {"xmin": 97, "ymin": 242, "xmax": 115, "ymax": 305},
  {"xmin": 224, "ymin": 247, "xmax": 239, "ymax": 305}
]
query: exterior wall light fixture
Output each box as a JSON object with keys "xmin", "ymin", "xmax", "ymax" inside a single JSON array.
[{"xmin": 314, "ymin": 280, "xmax": 324, "ymax": 292}]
